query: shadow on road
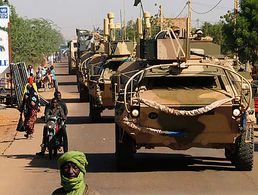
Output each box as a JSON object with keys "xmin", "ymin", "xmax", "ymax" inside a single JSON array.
[
  {"xmin": 58, "ymin": 82, "xmax": 77, "ymax": 86},
  {"xmin": 61, "ymin": 98, "xmax": 81, "ymax": 103},
  {"xmin": 3, "ymin": 154, "xmax": 59, "ymax": 170},
  {"xmin": 36, "ymin": 116, "xmax": 114, "ymax": 124},
  {"xmin": 3, "ymin": 152, "xmax": 235, "ymax": 172},
  {"xmin": 55, "ymin": 74, "xmax": 69, "ymax": 76},
  {"xmin": 86, "ymin": 152, "xmax": 235, "ymax": 172}
]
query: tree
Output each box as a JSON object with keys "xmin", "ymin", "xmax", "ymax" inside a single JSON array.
[
  {"xmin": 202, "ymin": 22, "xmax": 224, "ymax": 46},
  {"xmin": 222, "ymin": 0, "xmax": 258, "ymax": 65},
  {"xmin": 0, "ymin": 1, "xmax": 65, "ymax": 65}
]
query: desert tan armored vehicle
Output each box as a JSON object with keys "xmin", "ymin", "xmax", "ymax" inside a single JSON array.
[
  {"xmin": 87, "ymin": 13, "xmax": 136, "ymax": 122},
  {"xmin": 67, "ymin": 39, "xmax": 78, "ymax": 75},
  {"xmin": 76, "ymin": 30, "xmax": 104, "ymax": 102},
  {"xmin": 112, "ymin": 13, "xmax": 255, "ymax": 171}
]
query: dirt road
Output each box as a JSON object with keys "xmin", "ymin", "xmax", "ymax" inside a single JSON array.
[{"xmin": 1, "ymin": 61, "xmax": 258, "ymax": 195}]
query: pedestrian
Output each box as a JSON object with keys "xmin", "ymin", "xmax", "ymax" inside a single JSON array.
[
  {"xmin": 27, "ymin": 73, "xmax": 34, "ymax": 85},
  {"xmin": 50, "ymin": 65, "xmax": 58, "ymax": 91},
  {"xmin": 48, "ymin": 55, "xmax": 54, "ymax": 66},
  {"xmin": 27, "ymin": 65, "xmax": 34, "ymax": 76},
  {"xmin": 20, "ymin": 81, "xmax": 40, "ymax": 139},
  {"xmin": 22, "ymin": 76, "xmax": 38, "ymax": 102},
  {"xmin": 52, "ymin": 151, "xmax": 100, "ymax": 195}
]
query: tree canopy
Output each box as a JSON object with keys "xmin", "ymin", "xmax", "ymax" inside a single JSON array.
[
  {"xmin": 0, "ymin": 0, "xmax": 64, "ymax": 65},
  {"xmin": 222, "ymin": 0, "xmax": 258, "ymax": 64}
]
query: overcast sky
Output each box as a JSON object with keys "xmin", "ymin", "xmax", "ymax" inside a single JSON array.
[{"xmin": 8, "ymin": 0, "xmax": 234, "ymax": 40}]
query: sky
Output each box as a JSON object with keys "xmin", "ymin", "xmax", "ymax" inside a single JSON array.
[{"xmin": 8, "ymin": 0, "xmax": 234, "ymax": 40}]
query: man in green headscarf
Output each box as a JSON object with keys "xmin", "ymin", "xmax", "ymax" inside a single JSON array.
[{"xmin": 52, "ymin": 151, "xmax": 99, "ymax": 195}]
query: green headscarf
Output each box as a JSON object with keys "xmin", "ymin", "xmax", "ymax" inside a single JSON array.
[{"xmin": 57, "ymin": 151, "xmax": 88, "ymax": 195}]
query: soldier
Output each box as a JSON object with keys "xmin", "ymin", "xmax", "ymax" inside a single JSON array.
[{"xmin": 194, "ymin": 29, "xmax": 204, "ymax": 40}]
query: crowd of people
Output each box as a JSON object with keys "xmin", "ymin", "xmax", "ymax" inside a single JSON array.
[
  {"xmin": 18, "ymin": 58, "xmax": 98, "ymax": 195},
  {"xmin": 35, "ymin": 64, "xmax": 58, "ymax": 91}
]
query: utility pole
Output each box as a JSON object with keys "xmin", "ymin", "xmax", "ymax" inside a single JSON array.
[
  {"xmin": 123, "ymin": 0, "xmax": 126, "ymax": 40},
  {"xmin": 187, "ymin": 0, "xmax": 192, "ymax": 34},
  {"xmin": 159, "ymin": 5, "xmax": 163, "ymax": 31},
  {"xmin": 234, "ymin": 0, "xmax": 239, "ymax": 16}
]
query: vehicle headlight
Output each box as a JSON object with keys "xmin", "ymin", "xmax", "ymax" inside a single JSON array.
[
  {"xmin": 233, "ymin": 108, "xmax": 241, "ymax": 117},
  {"xmin": 47, "ymin": 121, "xmax": 55, "ymax": 129},
  {"xmin": 131, "ymin": 108, "xmax": 140, "ymax": 118}
]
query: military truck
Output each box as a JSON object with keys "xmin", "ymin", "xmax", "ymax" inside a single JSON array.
[
  {"xmin": 67, "ymin": 39, "xmax": 78, "ymax": 75},
  {"xmin": 112, "ymin": 14, "xmax": 255, "ymax": 171},
  {"xmin": 76, "ymin": 30, "xmax": 103, "ymax": 102},
  {"xmin": 87, "ymin": 13, "xmax": 135, "ymax": 122}
]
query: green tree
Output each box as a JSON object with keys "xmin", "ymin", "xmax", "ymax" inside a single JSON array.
[
  {"xmin": 202, "ymin": 22, "xmax": 224, "ymax": 45},
  {"xmin": 222, "ymin": 0, "xmax": 258, "ymax": 64},
  {"xmin": 3, "ymin": 1, "xmax": 64, "ymax": 65}
]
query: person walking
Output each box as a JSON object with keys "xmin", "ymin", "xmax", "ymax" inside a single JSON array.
[
  {"xmin": 50, "ymin": 65, "xmax": 58, "ymax": 91},
  {"xmin": 20, "ymin": 82, "xmax": 40, "ymax": 139},
  {"xmin": 27, "ymin": 65, "xmax": 34, "ymax": 76}
]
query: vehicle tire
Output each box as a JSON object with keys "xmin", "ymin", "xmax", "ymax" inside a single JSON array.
[
  {"xmin": 224, "ymin": 145, "xmax": 235, "ymax": 161},
  {"xmin": 115, "ymin": 124, "xmax": 136, "ymax": 170},
  {"xmin": 54, "ymin": 148, "xmax": 58, "ymax": 157},
  {"xmin": 79, "ymin": 87, "xmax": 89, "ymax": 102},
  {"xmin": 232, "ymin": 128, "xmax": 254, "ymax": 171},
  {"xmin": 89, "ymin": 95, "xmax": 101, "ymax": 122},
  {"xmin": 69, "ymin": 66, "xmax": 75, "ymax": 75},
  {"xmin": 49, "ymin": 146, "xmax": 53, "ymax": 159}
]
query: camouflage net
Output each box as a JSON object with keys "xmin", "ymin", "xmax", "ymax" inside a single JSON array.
[
  {"xmin": 120, "ymin": 113, "xmax": 163, "ymax": 135},
  {"xmin": 119, "ymin": 97, "xmax": 234, "ymax": 135},
  {"xmin": 138, "ymin": 97, "xmax": 234, "ymax": 116},
  {"xmin": 124, "ymin": 118, "xmax": 162, "ymax": 134}
]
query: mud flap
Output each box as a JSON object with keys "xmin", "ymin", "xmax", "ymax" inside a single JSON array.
[
  {"xmin": 245, "ymin": 128, "xmax": 253, "ymax": 143},
  {"xmin": 241, "ymin": 112, "xmax": 253, "ymax": 143}
]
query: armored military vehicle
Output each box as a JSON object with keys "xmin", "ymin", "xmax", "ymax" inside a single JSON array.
[
  {"xmin": 87, "ymin": 13, "xmax": 135, "ymax": 122},
  {"xmin": 67, "ymin": 39, "xmax": 78, "ymax": 75},
  {"xmin": 75, "ymin": 30, "xmax": 104, "ymax": 102},
  {"xmin": 112, "ymin": 14, "xmax": 255, "ymax": 170}
]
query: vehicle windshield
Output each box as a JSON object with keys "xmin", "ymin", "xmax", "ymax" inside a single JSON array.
[{"xmin": 141, "ymin": 76, "xmax": 219, "ymax": 90}]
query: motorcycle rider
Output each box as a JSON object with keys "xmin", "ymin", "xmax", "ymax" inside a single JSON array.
[
  {"xmin": 54, "ymin": 91, "xmax": 68, "ymax": 117},
  {"xmin": 37, "ymin": 98, "xmax": 68, "ymax": 156}
]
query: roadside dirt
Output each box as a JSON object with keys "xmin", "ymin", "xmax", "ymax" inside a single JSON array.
[{"xmin": 0, "ymin": 107, "xmax": 20, "ymax": 154}]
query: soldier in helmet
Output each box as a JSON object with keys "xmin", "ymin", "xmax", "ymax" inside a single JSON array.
[
  {"xmin": 194, "ymin": 29, "xmax": 204, "ymax": 40},
  {"xmin": 173, "ymin": 26, "xmax": 180, "ymax": 38}
]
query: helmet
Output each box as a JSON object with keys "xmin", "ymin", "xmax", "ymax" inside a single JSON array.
[{"xmin": 196, "ymin": 29, "xmax": 203, "ymax": 35}]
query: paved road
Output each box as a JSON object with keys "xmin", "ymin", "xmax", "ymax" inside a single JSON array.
[{"xmin": 1, "ymin": 61, "xmax": 258, "ymax": 195}]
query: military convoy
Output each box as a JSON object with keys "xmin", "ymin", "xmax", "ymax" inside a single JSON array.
[
  {"xmin": 71, "ymin": 9, "xmax": 255, "ymax": 171},
  {"xmin": 75, "ymin": 29, "xmax": 97, "ymax": 102},
  {"xmin": 74, "ymin": 13, "xmax": 136, "ymax": 121}
]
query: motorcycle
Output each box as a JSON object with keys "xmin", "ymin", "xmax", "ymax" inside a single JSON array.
[{"xmin": 44, "ymin": 116, "xmax": 68, "ymax": 159}]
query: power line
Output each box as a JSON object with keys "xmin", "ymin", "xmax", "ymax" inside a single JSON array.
[
  {"xmin": 192, "ymin": 0, "xmax": 223, "ymax": 15},
  {"xmin": 175, "ymin": 1, "xmax": 188, "ymax": 18},
  {"xmin": 192, "ymin": 2, "xmax": 231, "ymax": 9}
]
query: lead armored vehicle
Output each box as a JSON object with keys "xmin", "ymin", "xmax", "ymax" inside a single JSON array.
[{"xmin": 112, "ymin": 14, "xmax": 255, "ymax": 170}]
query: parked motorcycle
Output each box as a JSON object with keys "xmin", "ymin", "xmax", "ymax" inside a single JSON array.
[{"xmin": 44, "ymin": 116, "xmax": 68, "ymax": 159}]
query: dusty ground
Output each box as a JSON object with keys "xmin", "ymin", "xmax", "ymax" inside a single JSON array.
[{"xmin": 0, "ymin": 106, "xmax": 20, "ymax": 154}]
